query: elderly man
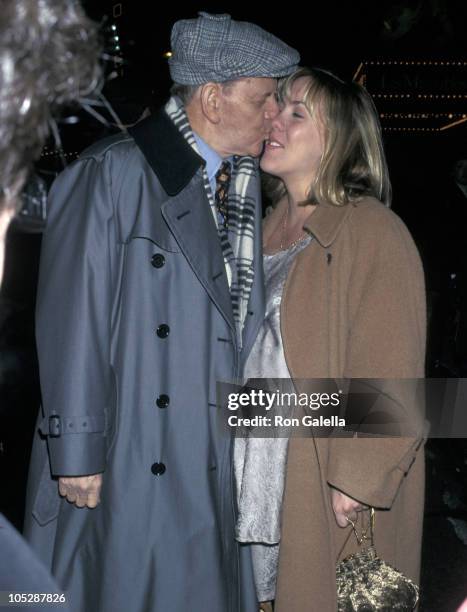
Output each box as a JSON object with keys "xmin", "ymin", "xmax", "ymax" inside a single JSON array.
[{"xmin": 24, "ymin": 12, "xmax": 299, "ymax": 612}]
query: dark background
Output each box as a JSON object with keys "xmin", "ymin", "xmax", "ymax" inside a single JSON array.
[{"xmin": 1, "ymin": 2, "xmax": 467, "ymax": 610}]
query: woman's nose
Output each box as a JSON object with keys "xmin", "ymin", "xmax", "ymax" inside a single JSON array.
[{"xmin": 271, "ymin": 111, "xmax": 285, "ymax": 131}]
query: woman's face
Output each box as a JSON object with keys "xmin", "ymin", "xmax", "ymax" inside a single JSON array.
[{"xmin": 260, "ymin": 77, "xmax": 325, "ymax": 187}]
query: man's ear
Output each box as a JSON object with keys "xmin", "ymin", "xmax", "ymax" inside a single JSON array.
[{"xmin": 199, "ymin": 83, "xmax": 223, "ymax": 124}]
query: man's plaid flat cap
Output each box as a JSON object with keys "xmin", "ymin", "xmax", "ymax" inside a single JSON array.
[{"xmin": 169, "ymin": 12, "xmax": 300, "ymax": 85}]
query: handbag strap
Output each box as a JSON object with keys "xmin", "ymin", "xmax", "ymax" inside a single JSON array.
[
  {"xmin": 336, "ymin": 508, "xmax": 375, "ymax": 560},
  {"xmin": 346, "ymin": 507, "xmax": 375, "ymax": 547}
]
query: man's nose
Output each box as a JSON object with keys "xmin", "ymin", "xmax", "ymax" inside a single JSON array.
[{"xmin": 264, "ymin": 95, "xmax": 280, "ymax": 120}]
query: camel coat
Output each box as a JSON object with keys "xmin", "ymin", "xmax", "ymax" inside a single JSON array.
[{"xmin": 262, "ymin": 196, "xmax": 426, "ymax": 612}]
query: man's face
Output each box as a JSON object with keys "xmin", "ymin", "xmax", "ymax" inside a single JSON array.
[{"xmin": 216, "ymin": 77, "xmax": 279, "ymax": 158}]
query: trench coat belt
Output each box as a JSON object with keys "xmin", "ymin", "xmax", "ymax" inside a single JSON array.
[{"xmin": 38, "ymin": 414, "xmax": 105, "ymax": 438}]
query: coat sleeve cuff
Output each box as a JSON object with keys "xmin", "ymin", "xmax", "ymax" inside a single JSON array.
[
  {"xmin": 47, "ymin": 433, "xmax": 107, "ymax": 476},
  {"xmin": 327, "ymin": 437, "xmax": 423, "ymax": 509}
]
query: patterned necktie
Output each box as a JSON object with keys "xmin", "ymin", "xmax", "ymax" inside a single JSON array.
[{"xmin": 215, "ymin": 161, "xmax": 231, "ymax": 230}]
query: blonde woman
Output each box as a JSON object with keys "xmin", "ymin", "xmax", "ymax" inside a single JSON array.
[{"xmin": 235, "ymin": 67, "xmax": 426, "ymax": 611}]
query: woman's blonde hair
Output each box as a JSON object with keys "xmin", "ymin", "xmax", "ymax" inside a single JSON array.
[{"xmin": 263, "ymin": 67, "xmax": 392, "ymax": 207}]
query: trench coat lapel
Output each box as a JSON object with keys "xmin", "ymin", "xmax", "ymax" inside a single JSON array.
[
  {"xmin": 162, "ymin": 181, "xmax": 236, "ymax": 334},
  {"xmin": 129, "ymin": 110, "xmax": 235, "ymax": 335}
]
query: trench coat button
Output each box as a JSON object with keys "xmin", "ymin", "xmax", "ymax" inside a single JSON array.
[
  {"xmin": 151, "ymin": 253, "xmax": 165, "ymax": 268},
  {"xmin": 156, "ymin": 324, "xmax": 170, "ymax": 338},
  {"xmin": 156, "ymin": 394, "xmax": 170, "ymax": 409},
  {"xmin": 151, "ymin": 462, "xmax": 166, "ymax": 476}
]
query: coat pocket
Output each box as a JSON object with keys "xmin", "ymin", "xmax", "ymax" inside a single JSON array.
[{"xmin": 31, "ymin": 456, "xmax": 60, "ymax": 526}]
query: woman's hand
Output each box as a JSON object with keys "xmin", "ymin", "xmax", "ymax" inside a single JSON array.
[{"xmin": 330, "ymin": 487, "xmax": 368, "ymax": 528}]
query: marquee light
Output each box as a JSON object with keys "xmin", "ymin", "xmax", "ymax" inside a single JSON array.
[
  {"xmin": 372, "ymin": 93, "xmax": 467, "ymax": 99},
  {"xmin": 363, "ymin": 60, "xmax": 467, "ymax": 67},
  {"xmin": 383, "ymin": 127, "xmax": 441, "ymax": 132}
]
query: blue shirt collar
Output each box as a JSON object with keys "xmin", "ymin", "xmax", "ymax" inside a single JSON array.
[{"xmin": 193, "ymin": 132, "xmax": 232, "ymax": 183}]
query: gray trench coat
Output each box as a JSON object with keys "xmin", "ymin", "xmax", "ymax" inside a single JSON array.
[{"xmin": 23, "ymin": 111, "xmax": 265, "ymax": 612}]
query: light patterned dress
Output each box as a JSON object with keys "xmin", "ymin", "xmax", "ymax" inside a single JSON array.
[{"xmin": 234, "ymin": 236, "xmax": 312, "ymax": 602}]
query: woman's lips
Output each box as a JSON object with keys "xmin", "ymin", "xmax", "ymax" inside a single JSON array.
[{"xmin": 265, "ymin": 139, "xmax": 284, "ymax": 150}]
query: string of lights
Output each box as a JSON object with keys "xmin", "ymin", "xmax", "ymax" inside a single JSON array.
[
  {"xmin": 40, "ymin": 150, "xmax": 79, "ymax": 159},
  {"xmin": 384, "ymin": 127, "xmax": 442, "ymax": 132},
  {"xmin": 108, "ymin": 4, "xmax": 122, "ymax": 75},
  {"xmin": 383, "ymin": 115, "xmax": 467, "ymax": 132},
  {"xmin": 372, "ymin": 94, "xmax": 467, "ymax": 99},
  {"xmin": 111, "ymin": 23, "xmax": 121, "ymax": 53},
  {"xmin": 380, "ymin": 113, "xmax": 467, "ymax": 119},
  {"xmin": 363, "ymin": 60, "xmax": 467, "ymax": 67}
]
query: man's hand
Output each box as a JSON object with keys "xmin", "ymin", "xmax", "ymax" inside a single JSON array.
[
  {"xmin": 58, "ymin": 474, "xmax": 102, "ymax": 509},
  {"xmin": 330, "ymin": 487, "xmax": 368, "ymax": 528}
]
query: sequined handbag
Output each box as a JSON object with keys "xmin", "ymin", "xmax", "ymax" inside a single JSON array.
[{"xmin": 336, "ymin": 508, "xmax": 419, "ymax": 611}]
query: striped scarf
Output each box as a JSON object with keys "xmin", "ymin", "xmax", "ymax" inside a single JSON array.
[{"xmin": 165, "ymin": 96, "xmax": 258, "ymax": 346}]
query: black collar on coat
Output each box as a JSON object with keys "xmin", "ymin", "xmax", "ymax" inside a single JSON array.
[{"xmin": 128, "ymin": 108, "xmax": 205, "ymax": 197}]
